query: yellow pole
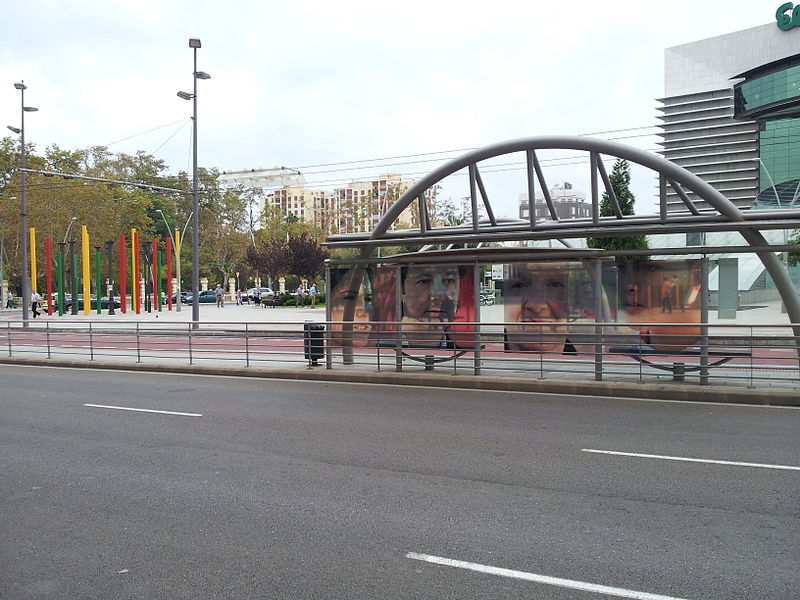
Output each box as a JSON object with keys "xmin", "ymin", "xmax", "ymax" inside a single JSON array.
[
  {"xmin": 82, "ymin": 225, "xmax": 90, "ymax": 315},
  {"xmin": 29, "ymin": 227, "xmax": 37, "ymax": 293}
]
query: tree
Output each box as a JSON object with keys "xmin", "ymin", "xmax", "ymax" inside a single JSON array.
[
  {"xmin": 286, "ymin": 233, "xmax": 329, "ymax": 282},
  {"xmin": 788, "ymin": 229, "xmax": 800, "ymax": 267},
  {"xmin": 246, "ymin": 237, "xmax": 289, "ymax": 287},
  {"xmin": 586, "ymin": 159, "xmax": 649, "ymax": 256}
]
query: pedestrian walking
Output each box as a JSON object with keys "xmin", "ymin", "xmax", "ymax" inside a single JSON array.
[
  {"xmin": 31, "ymin": 290, "xmax": 42, "ymax": 318},
  {"xmin": 236, "ymin": 289, "xmax": 243, "ymax": 305},
  {"xmin": 296, "ymin": 284, "xmax": 304, "ymax": 307},
  {"xmin": 309, "ymin": 284, "xmax": 317, "ymax": 308},
  {"xmin": 214, "ymin": 285, "xmax": 225, "ymax": 308}
]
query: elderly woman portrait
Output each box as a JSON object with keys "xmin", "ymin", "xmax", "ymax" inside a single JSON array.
[{"xmin": 503, "ymin": 262, "xmax": 577, "ymax": 353}]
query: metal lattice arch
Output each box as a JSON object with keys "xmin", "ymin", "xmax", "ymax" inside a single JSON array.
[{"xmin": 326, "ymin": 136, "xmax": 800, "ymax": 337}]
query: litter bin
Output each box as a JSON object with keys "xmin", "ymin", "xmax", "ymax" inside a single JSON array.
[{"xmin": 303, "ymin": 323, "xmax": 325, "ymax": 365}]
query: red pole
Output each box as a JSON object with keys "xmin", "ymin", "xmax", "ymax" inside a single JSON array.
[
  {"xmin": 118, "ymin": 234, "xmax": 127, "ymax": 313},
  {"xmin": 152, "ymin": 238, "xmax": 158, "ymax": 308},
  {"xmin": 133, "ymin": 230, "xmax": 140, "ymax": 314},
  {"xmin": 165, "ymin": 237, "xmax": 173, "ymax": 310},
  {"xmin": 45, "ymin": 237, "xmax": 53, "ymax": 315}
]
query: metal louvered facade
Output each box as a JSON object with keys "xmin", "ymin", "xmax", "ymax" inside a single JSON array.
[
  {"xmin": 657, "ymin": 90, "xmax": 758, "ymax": 211},
  {"xmin": 658, "ymin": 22, "xmax": 800, "ymax": 213}
]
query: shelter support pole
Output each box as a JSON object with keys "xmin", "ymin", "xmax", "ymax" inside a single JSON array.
[
  {"xmin": 594, "ymin": 259, "xmax": 603, "ymax": 382},
  {"xmin": 700, "ymin": 256, "xmax": 709, "ymax": 385}
]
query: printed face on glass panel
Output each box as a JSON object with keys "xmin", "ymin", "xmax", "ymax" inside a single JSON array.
[
  {"xmin": 401, "ymin": 265, "xmax": 460, "ymax": 322},
  {"xmin": 329, "ymin": 270, "xmax": 373, "ymax": 347},
  {"xmin": 504, "ymin": 263, "xmax": 570, "ymax": 353}
]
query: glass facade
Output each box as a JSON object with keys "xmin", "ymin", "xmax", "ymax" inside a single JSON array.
[
  {"xmin": 732, "ymin": 59, "xmax": 800, "ymax": 209},
  {"xmin": 734, "ymin": 64, "xmax": 800, "ymax": 116},
  {"xmin": 759, "ymin": 118, "xmax": 800, "ymax": 195}
]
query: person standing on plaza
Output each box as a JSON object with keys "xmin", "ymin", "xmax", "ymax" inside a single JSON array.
[
  {"xmin": 309, "ymin": 284, "xmax": 317, "ymax": 308},
  {"xmin": 296, "ymin": 284, "xmax": 305, "ymax": 307},
  {"xmin": 236, "ymin": 289, "xmax": 243, "ymax": 305},
  {"xmin": 214, "ymin": 284, "xmax": 225, "ymax": 308},
  {"xmin": 660, "ymin": 276, "xmax": 674, "ymax": 313}
]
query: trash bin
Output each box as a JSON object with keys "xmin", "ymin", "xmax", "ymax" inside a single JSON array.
[{"xmin": 303, "ymin": 323, "xmax": 325, "ymax": 365}]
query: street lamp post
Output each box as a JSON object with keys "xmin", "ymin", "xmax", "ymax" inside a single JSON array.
[
  {"xmin": 8, "ymin": 81, "xmax": 37, "ymax": 326},
  {"xmin": 178, "ymin": 38, "xmax": 211, "ymax": 328}
]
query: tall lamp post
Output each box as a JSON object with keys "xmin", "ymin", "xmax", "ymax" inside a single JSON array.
[
  {"xmin": 178, "ymin": 38, "xmax": 211, "ymax": 327},
  {"xmin": 7, "ymin": 81, "xmax": 38, "ymax": 326}
]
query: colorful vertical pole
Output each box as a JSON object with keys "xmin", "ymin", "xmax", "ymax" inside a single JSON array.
[
  {"xmin": 81, "ymin": 225, "xmax": 90, "ymax": 315},
  {"xmin": 55, "ymin": 251, "xmax": 64, "ymax": 316},
  {"xmin": 118, "ymin": 235, "xmax": 127, "ymax": 314},
  {"xmin": 95, "ymin": 246, "xmax": 102, "ymax": 315},
  {"xmin": 152, "ymin": 238, "xmax": 160, "ymax": 312},
  {"xmin": 29, "ymin": 227, "xmax": 37, "ymax": 293},
  {"xmin": 131, "ymin": 229, "xmax": 140, "ymax": 314},
  {"xmin": 45, "ymin": 237, "xmax": 53, "ymax": 315},
  {"xmin": 165, "ymin": 237, "xmax": 173, "ymax": 311}
]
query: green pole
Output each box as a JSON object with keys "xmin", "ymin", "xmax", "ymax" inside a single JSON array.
[
  {"xmin": 55, "ymin": 252, "xmax": 64, "ymax": 316},
  {"xmin": 157, "ymin": 250, "xmax": 163, "ymax": 312},
  {"xmin": 95, "ymin": 247, "xmax": 102, "ymax": 314}
]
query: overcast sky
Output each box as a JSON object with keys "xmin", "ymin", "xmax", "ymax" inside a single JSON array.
[{"xmin": 0, "ymin": 1, "xmax": 777, "ymax": 219}]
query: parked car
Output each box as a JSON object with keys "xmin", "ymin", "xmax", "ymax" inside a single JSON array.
[
  {"xmin": 183, "ymin": 290, "xmax": 218, "ymax": 303},
  {"xmin": 171, "ymin": 291, "xmax": 191, "ymax": 304},
  {"xmin": 247, "ymin": 287, "xmax": 274, "ymax": 302},
  {"xmin": 61, "ymin": 295, "xmax": 121, "ymax": 311}
]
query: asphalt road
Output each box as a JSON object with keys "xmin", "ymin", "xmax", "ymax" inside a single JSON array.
[{"xmin": 1, "ymin": 364, "xmax": 798, "ymax": 599}]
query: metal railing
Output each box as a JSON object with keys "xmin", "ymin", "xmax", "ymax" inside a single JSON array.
[{"xmin": 3, "ymin": 319, "xmax": 799, "ymax": 390}]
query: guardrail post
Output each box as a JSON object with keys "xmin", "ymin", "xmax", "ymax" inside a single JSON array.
[
  {"xmin": 88, "ymin": 322, "xmax": 94, "ymax": 361},
  {"xmin": 187, "ymin": 324, "xmax": 193, "ymax": 366},
  {"xmin": 749, "ymin": 326, "xmax": 754, "ymax": 388},
  {"xmin": 376, "ymin": 330, "xmax": 382, "ymax": 373},
  {"xmin": 245, "ymin": 323, "xmax": 250, "ymax": 367},
  {"xmin": 46, "ymin": 322, "xmax": 51, "ymax": 359},
  {"xmin": 7, "ymin": 322, "xmax": 12, "ymax": 357},
  {"xmin": 136, "ymin": 322, "xmax": 141, "ymax": 363}
]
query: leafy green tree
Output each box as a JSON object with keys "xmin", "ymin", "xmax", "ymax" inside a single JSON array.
[
  {"xmin": 286, "ymin": 233, "xmax": 329, "ymax": 282},
  {"xmin": 246, "ymin": 237, "xmax": 289, "ymax": 286},
  {"xmin": 788, "ymin": 230, "xmax": 800, "ymax": 267},
  {"xmin": 586, "ymin": 159, "xmax": 649, "ymax": 256}
]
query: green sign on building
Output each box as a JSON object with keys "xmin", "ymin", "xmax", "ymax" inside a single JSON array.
[{"xmin": 776, "ymin": 2, "xmax": 800, "ymax": 30}]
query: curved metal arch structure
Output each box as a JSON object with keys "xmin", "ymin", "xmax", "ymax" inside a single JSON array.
[{"xmin": 326, "ymin": 136, "xmax": 800, "ymax": 342}]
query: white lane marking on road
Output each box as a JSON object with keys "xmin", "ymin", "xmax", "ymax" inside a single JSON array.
[
  {"xmin": 405, "ymin": 552, "xmax": 689, "ymax": 600},
  {"xmin": 83, "ymin": 404, "xmax": 202, "ymax": 417},
  {"xmin": 582, "ymin": 449, "xmax": 800, "ymax": 472}
]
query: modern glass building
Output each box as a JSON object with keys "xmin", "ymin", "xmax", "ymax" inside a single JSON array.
[{"xmin": 658, "ymin": 20, "xmax": 800, "ymax": 212}]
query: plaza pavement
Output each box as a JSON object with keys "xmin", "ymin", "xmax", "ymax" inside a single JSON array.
[{"xmin": 0, "ymin": 299, "xmax": 798, "ymax": 406}]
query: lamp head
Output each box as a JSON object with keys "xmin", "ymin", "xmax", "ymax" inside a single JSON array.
[
  {"xmin": 189, "ymin": 38, "xmax": 201, "ymax": 48},
  {"xmin": 7, "ymin": 125, "xmax": 21, "ymax": 134},
  {"xmin": 14, "ymin": 82, "xmax": 26, "ymax": 90},
  {"xmin": 195, "ymin": 71, "xmax": 211, "ymax": 80},
  {"xmin": 22, "ymin": 106, "xmax": 38, "ymax": 112},
  {"xmin": 177, "ymin": 91, "xmax": 193, "ymax": 100}
]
